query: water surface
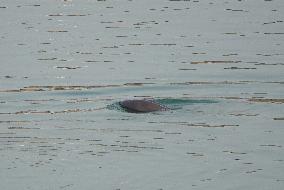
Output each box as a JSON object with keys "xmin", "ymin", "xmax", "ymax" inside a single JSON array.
[{"xmin": 0, "ymin": 0, "xmax": 284, "ymax": 189}]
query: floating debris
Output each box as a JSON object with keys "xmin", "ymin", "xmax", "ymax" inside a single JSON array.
[
  {"xmin": 191, "ymin": 60, "xmax": 239, "ymax": 64},
  {"xmin": 248, "ymin": 98, "xmax": 284, "ymax": 104},
  {"xmin": 224, "ymin": 67, "xmax": 257, "ymax": 70},
  {"xmin": 264, "ymin": 32, "xmax": 284, "ymax": 35},
  {"xmin": 229, "ymin": 113, "xmax": 259, "ymax": 117},
  {"xmin": 47, "ymin": 30, "xmax": 68, "ymax": 32},
  {"xmin": 54, "ymin": 66, "xmax": 83, "ymax": 70},
  {"xmin": 0, "ymin": 120, "xmax": 30, "ymax": 123},
  {"xmin": 150, "ymin": 43, "xmax": 176, "ymax": 46},
  {"xmin": 185, "ymin": 124, "xmax": 239, "ymax": 128},
  {"xmin": 37, "ymin": 58, "xmax": 57, "ymax": 61},
  {"xmin": 0, "ymin": 85, "xmax": 122, "ymax": 92},
  {"xmin": 273, "ymin": 117, "xmax": 284, "ymax": 120},
  {"xmin": 179, "ymin": 68, "xmax": 197, "ymax": 70},
  {"xmin": 186, "ymin": 152, "xmax": 204, "ymax": 157},
  {"xmin": 0, "ymin": 107, "xmax": 105, "ymax": 115}
]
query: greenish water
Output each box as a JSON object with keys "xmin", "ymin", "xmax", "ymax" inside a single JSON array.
[{"xmin": 156, "ymin": 98, "xmax": 218, "ymax": 109}]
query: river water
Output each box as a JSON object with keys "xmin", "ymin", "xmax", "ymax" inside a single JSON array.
[{"xmin": 0, "ymin": 0, "xmax": 284, "ymax": 189}]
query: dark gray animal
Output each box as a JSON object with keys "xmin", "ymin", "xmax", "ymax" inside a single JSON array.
[{"xmin": 119, "ymin": 99, "xmax": 168, "ymax": 113}]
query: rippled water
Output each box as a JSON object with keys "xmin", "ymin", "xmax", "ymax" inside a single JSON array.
[{"xmin": 1, "ymin": 0, "xmax": 284, "ymax": 190}]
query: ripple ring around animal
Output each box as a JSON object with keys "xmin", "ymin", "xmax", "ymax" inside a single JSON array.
[{"xmin": 119, "ymin": 99, "xmax": 169, "ymax": 113}]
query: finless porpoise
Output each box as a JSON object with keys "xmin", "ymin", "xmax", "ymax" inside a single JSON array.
[{"xmin": 119, "ymin": 99, "xmax": 168, "ymax": 113}]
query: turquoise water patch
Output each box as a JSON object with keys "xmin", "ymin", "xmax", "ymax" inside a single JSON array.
[
  {"xmin": 156, "ymin": 98, "xmax": 218, "ymax": 105},
  {"xmin": 107, "ymin": 102, "xmax": 125, "ymax": 112},
  {"xmin": 156, "ymin": 98, "xmax": 218, "ymax": 110}
]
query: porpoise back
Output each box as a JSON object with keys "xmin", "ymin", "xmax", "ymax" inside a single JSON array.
[{"xmin": 119, "ymin": 99, "xmax": 168, "ymax": 113}]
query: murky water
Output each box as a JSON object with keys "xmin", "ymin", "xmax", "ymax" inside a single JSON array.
[{"xmin": 1, "ymin": 0, "xmax": 284, "ymax": 189}]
